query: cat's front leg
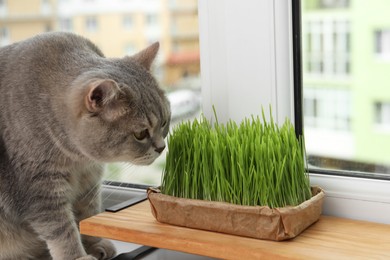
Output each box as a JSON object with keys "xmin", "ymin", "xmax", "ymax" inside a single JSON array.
[
  {"xmin": 75, "ymin": 182, "xmax": 116, "ymax": 260},
  {"xmin": 29, "ymin": 201, "xmax": 90, "ymax": 259},
  {"xmin": 27, "ymin": 174, "xmax": 94, "ymax": 260}
]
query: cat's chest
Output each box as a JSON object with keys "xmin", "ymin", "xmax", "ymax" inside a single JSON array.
[{"xmin": 67, "ymin": 163, "xmax": 104, "ymax": 201}]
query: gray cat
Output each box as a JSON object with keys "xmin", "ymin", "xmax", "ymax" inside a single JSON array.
[{"xmin": 0, "ymin": 32, "xmax": 171, "ymax": 259}]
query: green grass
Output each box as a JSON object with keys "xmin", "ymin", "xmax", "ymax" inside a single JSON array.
[{"xmin": 161, "ymin": 108, "xmax": 312, "ymax": 208}]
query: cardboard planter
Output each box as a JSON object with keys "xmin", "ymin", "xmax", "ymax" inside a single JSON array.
[{"xmin": 147, "ymin": 187, "xmax": 324, "ymax": 241}]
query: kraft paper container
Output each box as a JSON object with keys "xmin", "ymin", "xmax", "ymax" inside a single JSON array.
[{"xmin": 147, "ymin": 187, "xmax": 324, "ymax": 241}]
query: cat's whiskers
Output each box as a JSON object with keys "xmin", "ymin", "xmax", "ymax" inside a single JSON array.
[{"xmin": 99, "ymin": 163, "xmax": 139, "ymax": 209}]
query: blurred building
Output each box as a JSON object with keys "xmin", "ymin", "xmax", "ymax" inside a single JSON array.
[
  {"xmin": 0, "ymin": 0, "xmax": 200, "ymax": 88},
  {"xmin": 0, "ymin": 0, "xmax": 57, "ymax": 45},
  {"xmin": 165, "ymin": 0, "xmax": 199, "ymax": 87},
  {"xmin": 302, "ymin": 0, "xmax": 390, "ymax": 170}
]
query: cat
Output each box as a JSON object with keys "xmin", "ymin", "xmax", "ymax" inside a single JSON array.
[{"xmin": 0, "ymin": 32, "xmax": 171, "ymax": 260}]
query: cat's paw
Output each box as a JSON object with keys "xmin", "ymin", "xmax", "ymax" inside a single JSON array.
[{"xmin": 85, "ymin": 239, "xmax": 116, "ymax": 260}]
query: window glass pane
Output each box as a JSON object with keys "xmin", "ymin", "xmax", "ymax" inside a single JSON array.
[
  {"xmin": 302, "ymin": 0, "xmax": 390, "ymax": 175},
  {"xmin": 2, "ymin": 0, "xmax": 200, "ymax": 186}
]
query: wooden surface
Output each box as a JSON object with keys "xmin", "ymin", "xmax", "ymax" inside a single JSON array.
[{"xmin": 80, "ymin": 201, "xmax": 390, "ymax": 259}]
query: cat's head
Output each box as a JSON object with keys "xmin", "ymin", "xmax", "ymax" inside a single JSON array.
[{"xmin": 68, "ymin": 43, "xmax": 171, "ymax": 165}]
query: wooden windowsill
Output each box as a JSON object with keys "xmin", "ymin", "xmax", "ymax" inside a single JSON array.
[{"xmin": 80, "ymin": 201, "xmax": 390, "ymax": 259}]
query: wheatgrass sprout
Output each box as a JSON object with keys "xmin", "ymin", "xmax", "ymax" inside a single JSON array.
[{"xmin": 161, "ymin": 109, "xmax": 312, "ymax": 208}]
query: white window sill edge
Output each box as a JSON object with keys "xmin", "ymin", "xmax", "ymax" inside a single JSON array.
[{"xmin": 309, "ymin": 173, "xmax": 390, "ymax": 224}]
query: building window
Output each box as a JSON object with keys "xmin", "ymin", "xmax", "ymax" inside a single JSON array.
[
  {"xmin": 60, "ymin": 18, "xmax": 73, "ymax": 31},
  {"xmin": 375, "ymin": 102, "xmax": 390, "ymax": 130},
  {"xmin": 123, "ymin": 15, "xmax": 134, "ymax": 30},
  {"xmin": 41, "ymin": 0, "xmax": 49, "ymax": 4},
  {"xmin": 85, "ymin": 16, "xmax": 98, "ymax": 32},
  {"xmin": 304, "ymin": 20, "xmax": 350, "ymax": 76},
  {"xmin": 0, "ymin": 0, "xmax": 7, "ymax": 15},
  {"xmin": 319, "ymin": 0, "xmax": 349, "ymax": 8},
  {"xmin": 375, "ymin": 30, "xmax": 390, "ymax": 59},
  {"xmin": 146, "ymin": 14, "xmax": 158, "ymax": 27},
  {"xmin": 304, "ymin": 88, "xmax": 351, "ymax": 131},
  {"xmin": 0, "ymin": 26, "xmax": 8, "ymax": 38},
  {"xmin": 41, "ymin": 0, "xmax": 50, "ymax": 14},
  {"xmin": 0, "ymin": 26, "xmax": 9, "ymax": 46},
  {"xmin": 45, "ymin": 23, "xmax": 52, "ymax": 32}
]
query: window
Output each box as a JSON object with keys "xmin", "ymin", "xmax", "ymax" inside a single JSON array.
[
  {"xmin": 59, "ymin": 18, "xmax": 73, "ymax": 31},
  {"xmin": 123, "ymin": 14, "xmax": 134, "ymax": 30},
  {"xmin": 85, "ymin": 16, "xmax": 98, "ymax": 32},
  {"xmin": 146, "ymin": 13, "xmax": 158, "ymax": 27},
  {"xmin": 44, "ymin": 23, "xmax": 52, "ymax": 32},
  {"xmin": 0, "ymin": 26, "xmax": 9, "ymax": 46},
  {"xmin": 375, "ymin": 30, "xmax": 390, "ymax": 59},
  {"xmin": 4, "ymin": 0, "xmax": 390, "ymax": 224},
  {"xmin": 305, "ymin": 0, "xmax": 349, "ymax": 9},
  {"xmin": 375, "ymin": 102, "xmax": 390, "ymax": 130},
  {"xmin": 0, "ymin": 26, "xmax": 8, "ymax": 38},
  {"xmin": 144, "ymin": 13, "xmax": 161, "ymax": 46},
  {"xmin": 304, "ymin": 87, "xmax": 353, "ymax": 161},
  {"xmin": 0, "ymin": 0, "xmax": 6, "ymax": 15},
  {"xmin": 41, "ymin": 0, "xmax": 51, "ymax": 14},
  {"xmin": 319, "ymin": 0, "xmax": 349, "ymax": 8},
  {"xmin": 199, "ymin": 0, "xmax": 390, "ymax": 224},
  {"xmin": 304, "ymin": 20, "xmax": 350, "ymax": 76},
  {"xmin": 304, "ymin": 87, "xmax": 351, "ymax": 131},
  {"xmin": 302, "ymin": 0, "xmax": 390, "ymax": 176}
]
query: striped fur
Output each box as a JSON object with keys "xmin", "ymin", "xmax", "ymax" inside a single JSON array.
[{"xmin": 0, "ymin": 32, "xmax": 170, "ymax": 260}]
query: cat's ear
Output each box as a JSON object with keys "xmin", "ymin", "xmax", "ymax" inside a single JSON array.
[
  {"xmin": 131, "ymin": 42, "xmax": 159, "ymax": 70},
  {"xmin": 85, "ymin": 79, "xmax": 125, "ymax": 120}
]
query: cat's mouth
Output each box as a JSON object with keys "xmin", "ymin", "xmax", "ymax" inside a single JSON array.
[{"xmin": 132, "ymin": 153, "xmax": 160, "ymax": 165}]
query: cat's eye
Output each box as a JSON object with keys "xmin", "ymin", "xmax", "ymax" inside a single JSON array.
[
  {"xmin": 134, "ymin": 129, "xmax": 149, "ymax": 141},
  {"xmin": 161, "ymin": 120, "xmax": 167, "ymax": 127}
]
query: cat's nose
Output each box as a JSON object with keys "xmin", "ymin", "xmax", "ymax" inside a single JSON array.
[{"xmin": 154, "ymin": 145, "xmax": 166, "ymax": 154}]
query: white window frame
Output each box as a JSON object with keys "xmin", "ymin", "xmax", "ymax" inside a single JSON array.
[{"xmin": 198, "ymin": 0, "xmax": 390, "ymax": 224}]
